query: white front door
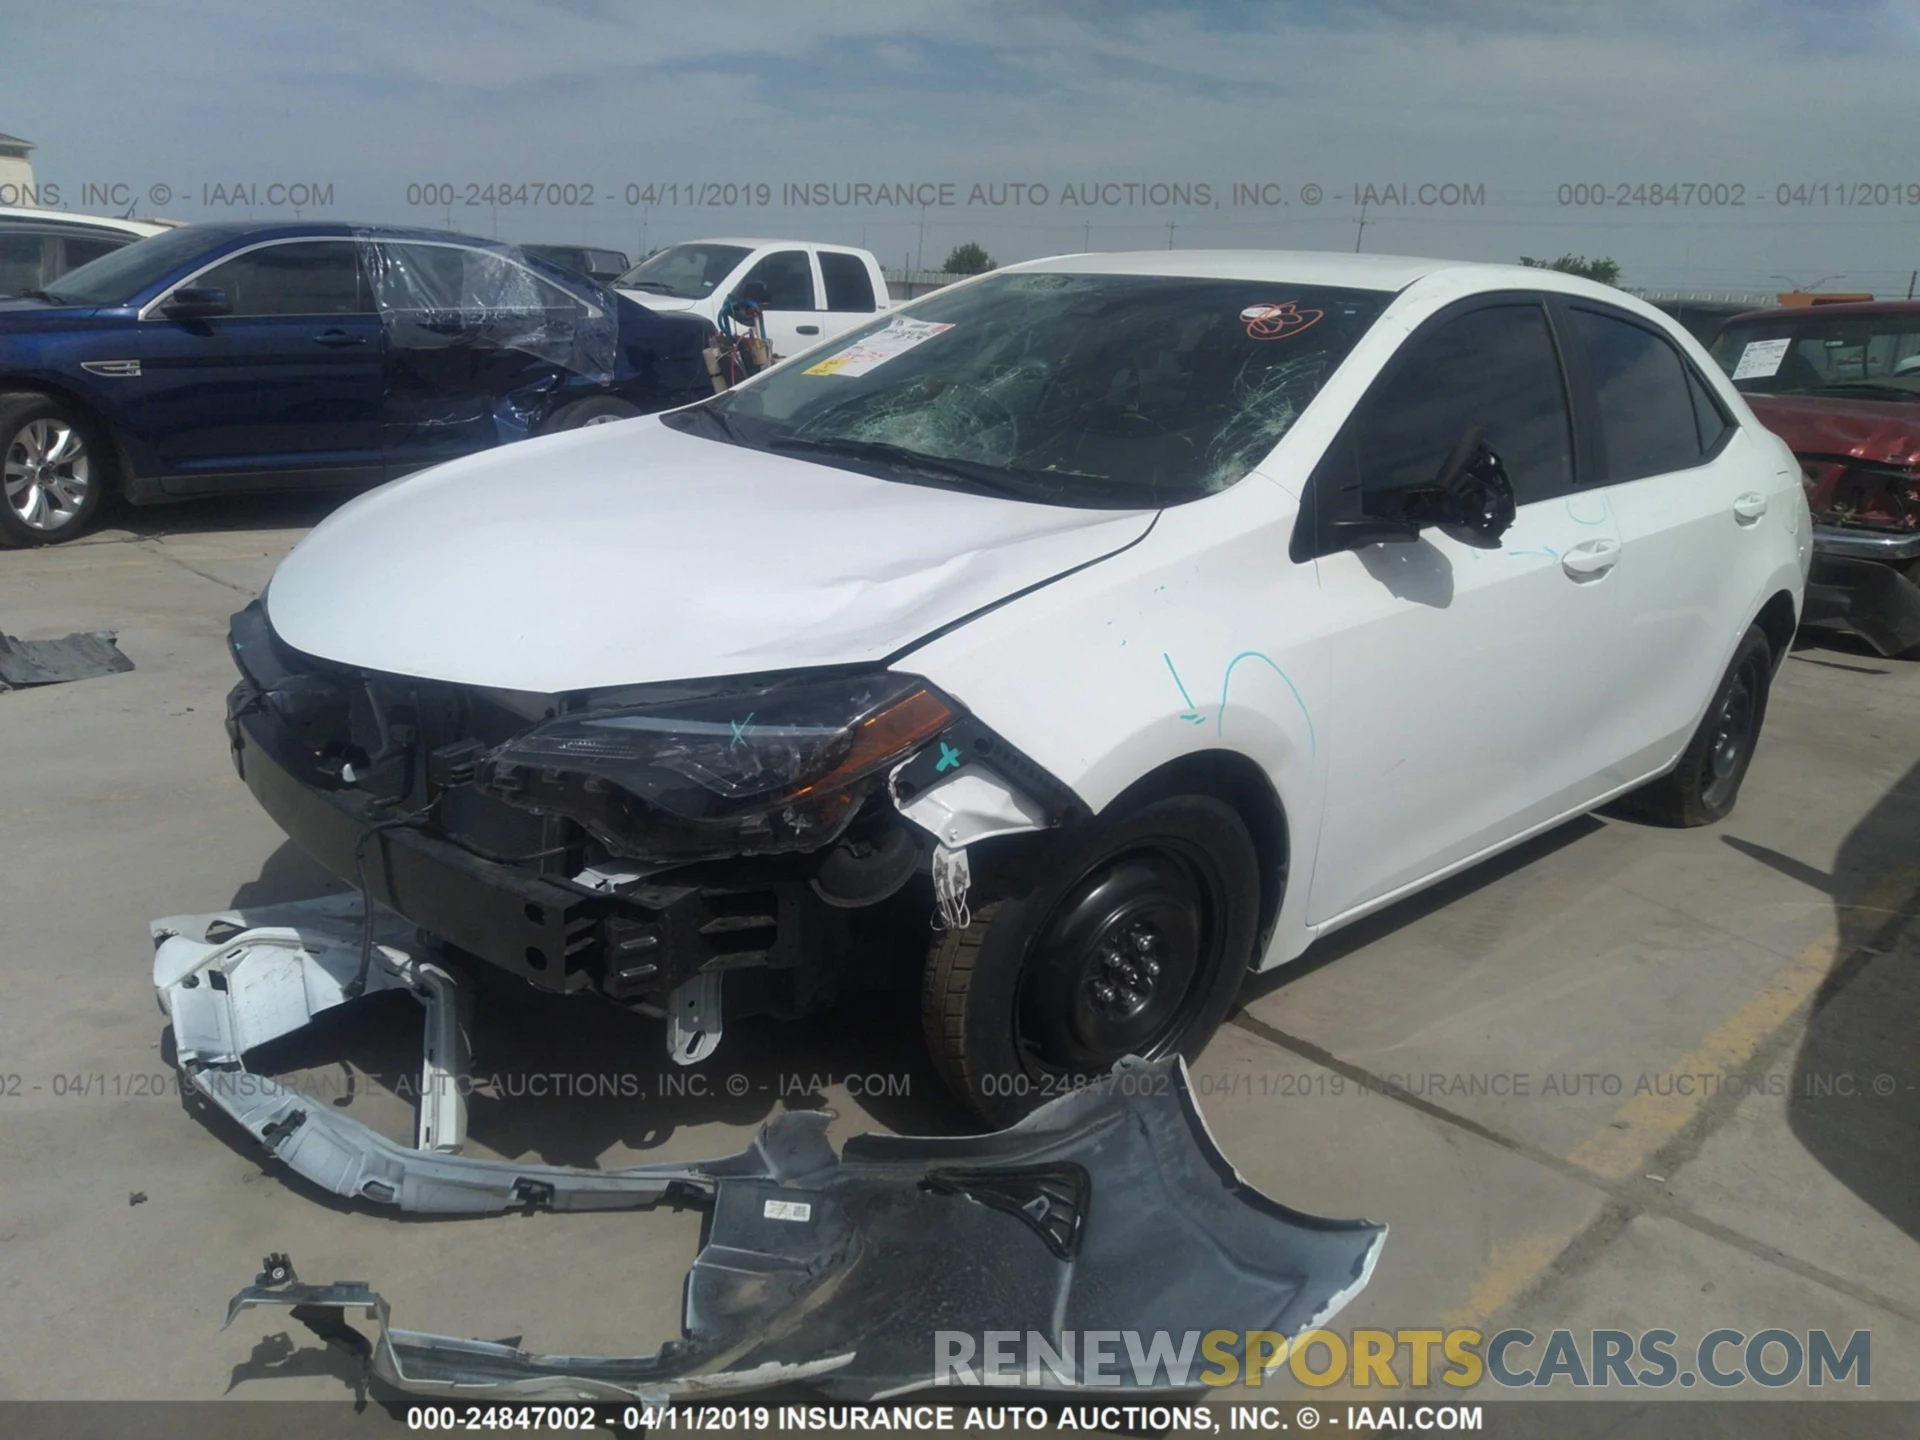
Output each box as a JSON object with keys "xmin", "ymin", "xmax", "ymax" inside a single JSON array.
[{"xmin": 1304, "ymin": 296, "xmax": 1625, "ymax": 925}]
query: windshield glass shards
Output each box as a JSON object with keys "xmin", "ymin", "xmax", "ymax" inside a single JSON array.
[{"xmin": 665, "ymin": 272, "xmax": 1391, "ymax": 507}]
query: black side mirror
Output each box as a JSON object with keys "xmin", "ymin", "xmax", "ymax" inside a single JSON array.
[
  {"xmin": 736, "ymin": 280, "xmax": 772, "ymax": 304},
  {"xmin": 162, "ymin": 286, "xmax": 231, "ymax": 319},
  {"xmin": 1411, "ymin": 427, "xmax": 1517, "ymax": 543},
  {"xmin": 1330, "ymin": 514, "xmax": 1422, "ymax": 546},
  {"xmin": 1323, "ymin": 425, "xmax": 1519, "ymax": 552}
]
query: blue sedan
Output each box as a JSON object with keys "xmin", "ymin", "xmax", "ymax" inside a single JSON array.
[{"xmin": 0, "ymin": 222, "xmax": 717, "ymax": 544}]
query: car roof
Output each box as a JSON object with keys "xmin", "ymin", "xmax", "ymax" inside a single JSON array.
[
  {"xmin": 1722, "ymin": 299, "xmax": 1920, "ymax": 324},
  {"xmin": 112, "ymin": 221, "xmax": 548, "ymax": 254},
  {"xmin": 669, "ymin": 238, "xmax": 867, "ymax": 253},
  {"xmin": 164, "ymin": 220, "xmax": 515, "ymax": 246},
  {"xmin": 0, "ymin": 206, "xmax": 169, "ymax": 237},
  {"xmin": 1003, "ymin": 249, "xmax": 1647, "ymax": 299}
]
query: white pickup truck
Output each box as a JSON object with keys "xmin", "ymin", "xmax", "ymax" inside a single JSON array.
[{"xmin": 614, "ymin": 238, "xmax": 892, "ymax": 361}]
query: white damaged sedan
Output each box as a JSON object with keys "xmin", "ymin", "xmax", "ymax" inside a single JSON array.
[{"xmin": 228, "ymin": 251, "xmax": 1809, "ymax": 1121}]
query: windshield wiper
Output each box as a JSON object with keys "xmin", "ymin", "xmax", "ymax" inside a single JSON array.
[
  {"xmin": 621, "ymin": 280, "xmax": 676, "ymax": 294},
  {"xmin": 768, "ymin": 435, "xmax": 1096, "ymax": 501},
  {"xmin": 18, "ymin": 288, "xmax": 66, "ymax": 304},
  {"xmin": 676, "ymin": 401, "xmax": 740, "ymax": 440}
]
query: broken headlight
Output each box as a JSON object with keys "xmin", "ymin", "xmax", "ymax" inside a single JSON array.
[{"xmin": 477, "ymin": 672, "xmax": 954, "ymax": 861}]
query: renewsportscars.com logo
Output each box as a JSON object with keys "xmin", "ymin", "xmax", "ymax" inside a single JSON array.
[{"xmin": 933, "ymin": 1327, "xmax": 1871, "ymax": 1390}]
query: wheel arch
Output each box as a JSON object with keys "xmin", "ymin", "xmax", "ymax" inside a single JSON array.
[
  {"xmin": 1753, "ymin": 588, "xmax": 1799, "ymax": 675},
  {"xmin": 1099, "ymin": 748, "xmax": 1290, "ymax": 962},
  {"xmin": 0, "ymin": 378, "xmax": 130, "ymax": 493}
]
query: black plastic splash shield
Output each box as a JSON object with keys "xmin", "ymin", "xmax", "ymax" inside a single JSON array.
[
  {"xmin": 0, "ymin": 630, "xmax": 133, "ymax": 690},
  {"xmin": 226, "ymin": 1055, "xmax": 1385, "ymax": 1401}
]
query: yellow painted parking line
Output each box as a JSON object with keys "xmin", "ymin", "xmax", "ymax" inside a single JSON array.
[{"xmin": 1441, "ymin": 867, "xmax": 1916, "ymax": 1330}]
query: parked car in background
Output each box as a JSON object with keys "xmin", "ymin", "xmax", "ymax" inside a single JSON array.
[
  {"xmin": 228, "ymin": 253, "xmax": 1807, "ymax": 1121},
  {"xmin": 1644, "ymin": 297, "xmax": 1763, "ymax": 347},
  {"xmin": 1710, "ymin": 302, "xmax": 1920, "ymax": 656},
  {"xmin": 615, "ymin": 238, "xmax": 890, "ymax": 359},
  {"xmin": 0, "ymin": 222, "xmax": 716, "ymax": 545},
  {"xmin": 520, "ymin": 243, "xmax": 630, "ymax": 285},
  {"xmin": 0, "ymin": 207, "xmax": 170, "ymax": 298}
]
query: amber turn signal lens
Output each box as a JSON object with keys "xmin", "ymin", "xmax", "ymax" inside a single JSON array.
[{"xmin": 787, "ymin": 687, "xmax": 953, "ymax": 799}]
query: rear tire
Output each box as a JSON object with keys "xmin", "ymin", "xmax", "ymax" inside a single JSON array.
[
  {"xmin": 921, "ymin": 795, "xmax": 1260, "ymax": 1126},
  {"xmin": 0, "ymin": 392, "xmax": 110, "ymax": 546},
  {"xmin": 1615, "ymin": 625, "xmax": 1773, "ymax": 827},
  {"xmin": 543, "ymin": 395, "xmax": 642, "ymax": 432}
]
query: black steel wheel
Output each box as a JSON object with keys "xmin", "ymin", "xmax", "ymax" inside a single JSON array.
[
  {"xmin": 1615, "ymin": 625, "xmax": 1773, "ymax": 827},
  {"xmin": 922, "ymin": 794, "xmax": 1261, "ymax": 1124}
]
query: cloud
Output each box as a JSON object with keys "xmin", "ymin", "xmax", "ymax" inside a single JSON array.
[{"xmin": 6, "ymin": 1, "xmax": 1919, "ymax": 286}]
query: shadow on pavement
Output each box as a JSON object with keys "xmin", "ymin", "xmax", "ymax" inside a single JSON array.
[
  {"xmin": 1236, "ymin": 814, "xmax": 1605, "ymax": 1007},
  {"xmin": 1783, "ymin": 757, "xmax": 1920, "ymax": 1242},
  {"xmin": 91, "ymin": 489, "xmax": 352, "ymax": 543},
  {"xmin": 183, "ymin": 843, "xmax": 976, "ymax": 1207}
]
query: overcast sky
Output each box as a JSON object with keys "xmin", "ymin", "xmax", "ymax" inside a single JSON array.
[{"xmin": 9, "ymin": 0, "xmax": 1920, "ymax": 293}]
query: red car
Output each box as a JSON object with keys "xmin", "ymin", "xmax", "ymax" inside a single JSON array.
[{"xmin": 1709, "ymin": 301, "xmax": 1920, "ymax": 656}]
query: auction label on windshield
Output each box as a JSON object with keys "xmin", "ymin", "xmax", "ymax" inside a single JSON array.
[
  {"xmin": 804, "ymin": 318, "xmax": 955, "ymax": 376},
  {"xmin": 1730, "ymin": 338, "xmax": 1791, "ymax": 380}
]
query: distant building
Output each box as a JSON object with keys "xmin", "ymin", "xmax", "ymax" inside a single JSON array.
[{"xmin": 0, "ymin": 133, "xmax": 36, "ymax": 206}]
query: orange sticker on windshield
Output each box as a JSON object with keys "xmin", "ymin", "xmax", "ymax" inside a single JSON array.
[{"xmin": 1241, "ymin": 301, "xmax": 1323, "ymax": 341}]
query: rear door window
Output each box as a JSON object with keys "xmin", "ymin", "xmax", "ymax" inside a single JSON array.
[
  {"xmin": 1569, "ymin": 307, "xmax": 1705, "ymax": 481},
  {"xmin": 819, "ymin": 251, "xmax": 876, "ymax": 312}
]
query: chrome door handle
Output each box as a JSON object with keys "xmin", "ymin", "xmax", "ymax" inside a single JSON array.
[
  {"xmin": 1561, "ymin": 537, "xmax": 1621, "ymax": 577},
  {"xmin": 1733, "ymin": 492, "xmax": 1768, "ymax": 522}
]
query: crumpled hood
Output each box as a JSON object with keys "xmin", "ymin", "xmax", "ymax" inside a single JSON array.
[
  {"xmin": 1745, "ymin": 393, "xmax": 1920, "ymax": 470},
  {"xmin": 266, "ymin": 417, "xmax": 1153, "ymax": 692}
]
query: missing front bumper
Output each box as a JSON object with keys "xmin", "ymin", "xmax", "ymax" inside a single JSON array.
[
  {"xmin": 221, "ymin": 1057, "xmax": 1383, "ymax": 1400},
  {"xmin": 166, "ymin": 900, "xmax": 1385, "ymax": 1400}
]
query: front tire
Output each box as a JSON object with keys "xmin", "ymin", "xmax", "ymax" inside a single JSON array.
[
  {"xmin": 921, "ymin": 795, "xmax": 1260, "ymax": 1125},
  {"xmin": 0, "ymin": 393, "xmax": 109, "ymax": 546},
  {"xmin": 1615, "ymin": 625, "xmax": 1773, "ymax": 827}
]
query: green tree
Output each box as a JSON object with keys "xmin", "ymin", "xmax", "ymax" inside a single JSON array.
[
  {"xmin": 1519, "ymin": 254, "xmax": 1621, "ymax": 285},
  {"xmin": 942, "ymin": 242, "xmax": 996, "ymax": 276}
]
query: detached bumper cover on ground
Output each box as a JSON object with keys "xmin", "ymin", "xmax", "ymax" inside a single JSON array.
[{"xmin": 158, "ymin": 899, "xmax": 1385, "ymax": 1399}]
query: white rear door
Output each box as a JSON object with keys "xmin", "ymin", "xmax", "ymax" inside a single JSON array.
[{"xmin": 1552, "ymin": 300, "xmax": 1768, "ymax": 786}]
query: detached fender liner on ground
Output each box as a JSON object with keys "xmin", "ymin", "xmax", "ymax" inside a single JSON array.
[
  {"xmin": 0, "ymin": 629, "xmax": 133, "ymax": 690},
  {"xmin": 166, "ymin": 899, "xmax": 1383, "ymax": 1399}
]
